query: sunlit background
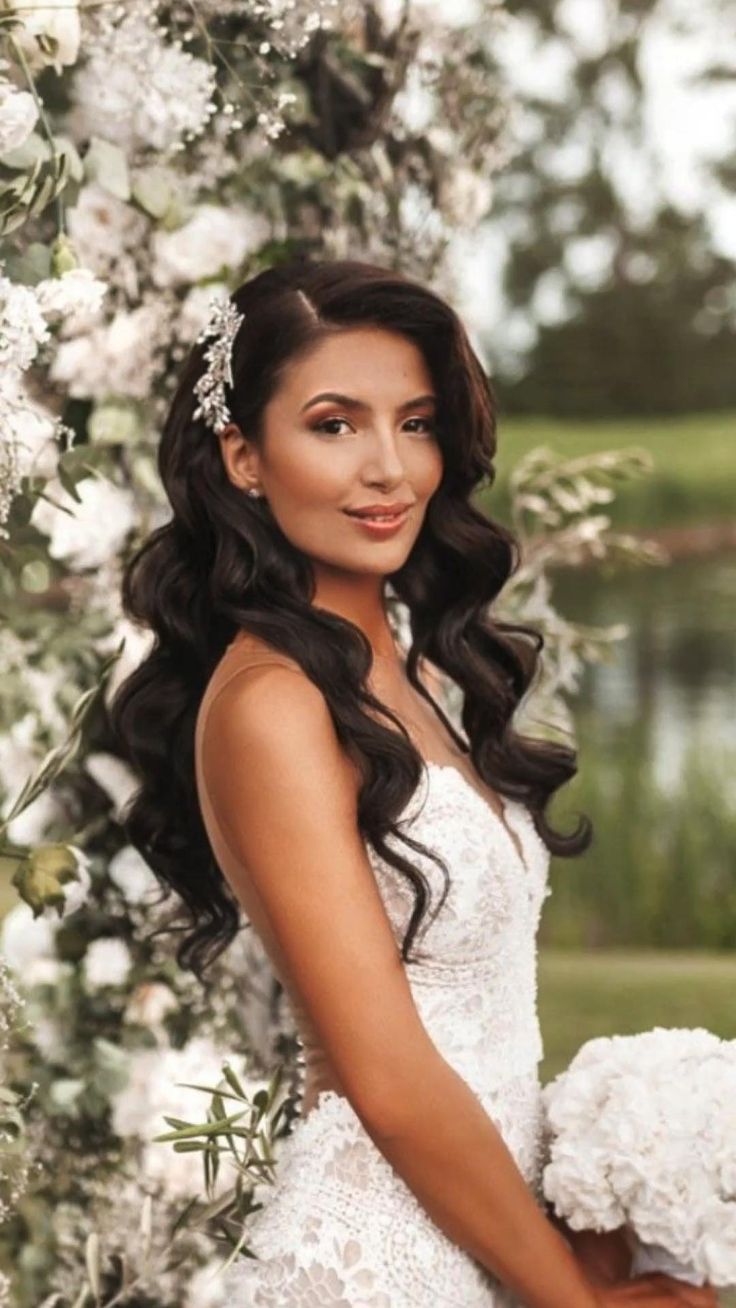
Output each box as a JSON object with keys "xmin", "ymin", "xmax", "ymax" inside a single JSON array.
[{"xmin": 443, "ymin": 1, "xmax": 736, "ymax": 1110}]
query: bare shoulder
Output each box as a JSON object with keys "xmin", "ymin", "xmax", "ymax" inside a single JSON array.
[
  {"xmin": 200, "ymin": 635, "xmax": 361, "ymax": 814},
  {"xmin": 220, "ymin": 630, "xmax": 302, "ymax": 675}
]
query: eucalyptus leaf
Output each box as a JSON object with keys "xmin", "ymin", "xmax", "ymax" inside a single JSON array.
[
  {"xmin": 0, "ymin": 131, "xmax": 52, "ymax": 170},
  {"xmin": 222, "ymin": 1061, "xmax": 246, "ymax": 1098},
  {"xmin": 131, "ymin": 165, "xmax": 176, "ymax": 218},
  {"xmin": 153, "ymin": 1110, "xmax": 247, "ymax": 1141}
]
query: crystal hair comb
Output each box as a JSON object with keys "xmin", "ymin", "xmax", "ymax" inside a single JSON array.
[{"xmin": 192, "ymin": 294, "xmax": 245, "ymax": 434}]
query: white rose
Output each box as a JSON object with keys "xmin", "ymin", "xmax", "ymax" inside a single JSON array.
[
  {"xmin": 83, "ymin": 937, "xmax": 133, "ymax": 988},
  {"xmin": 151, "ymin": 204, "xmax": 269, "ymax": 286},
  {"xmin": 0, "ymin": 83, "xmax": 38, "ymax": 153},
  {"xmin": 8, "ymin": 0, "xmax": 81, "ymax": 73}
]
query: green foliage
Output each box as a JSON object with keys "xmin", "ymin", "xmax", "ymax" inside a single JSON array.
[
  {"xmin": 539, "ymin": 730, "xmax": 736, "ymax": 952},
  {"xmin": 488, "ymin": 412, "xmax": 736, "ymax": 531},
  {"xmin": 484, "ymin": 3, "xmax": 736, "ymax": 415}
]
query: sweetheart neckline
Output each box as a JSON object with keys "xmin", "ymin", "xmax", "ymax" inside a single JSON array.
[{"xmin": 417, "ymin": 760, "xmax": 531, "ymax": 874}]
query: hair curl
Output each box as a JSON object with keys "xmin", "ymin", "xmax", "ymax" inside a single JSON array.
[{"xmin": 109, "ymin": 256, "xmax": 591, "ymax": 982}]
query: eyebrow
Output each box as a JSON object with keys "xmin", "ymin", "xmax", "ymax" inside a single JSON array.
[{"xmin": 300, "ymin": 391, "xmax": 437, "ymax": 414}]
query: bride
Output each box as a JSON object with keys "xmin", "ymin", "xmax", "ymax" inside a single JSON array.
[{"xmin": 112, "ymin": 257, "xmax": 717, "ymax": 1308}]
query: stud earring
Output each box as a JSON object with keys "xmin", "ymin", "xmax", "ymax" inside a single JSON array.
[{"xmin": 247, "ymin": 487, "xmax": 262, "ymax": 498}]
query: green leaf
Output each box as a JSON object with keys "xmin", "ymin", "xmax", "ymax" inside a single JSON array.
[
  {"xmin": 131, "ymin": 165, "xmax": 176, "ymax": 219},
  {"xmin": 0, "ymin": 644, "xmax": 125, "ymax": 829},
  {"xmin": 84, "ymin": 137, "xmax": 130, "ymax": 200},
  {"xmin": 152, "ymin": 1110, "xmax": 247, "ymax": 1141},
  {"xmin": 222, "ymin": 1061, "xmax": 246, "ymax": 1098}
]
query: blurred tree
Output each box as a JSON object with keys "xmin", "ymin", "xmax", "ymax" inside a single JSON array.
[{"xmin": 486, "ymin": 0, "xmax": 736, "ymax": 415}]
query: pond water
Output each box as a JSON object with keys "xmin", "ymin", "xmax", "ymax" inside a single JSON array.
[{"xmin": 552, "ymin": 550, "xmax": 736, "ymax": 794}]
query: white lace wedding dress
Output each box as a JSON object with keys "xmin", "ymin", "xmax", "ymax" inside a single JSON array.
[{"xmin": 220, "ymin": 757, "xmax": 553, "ymax": 1307}]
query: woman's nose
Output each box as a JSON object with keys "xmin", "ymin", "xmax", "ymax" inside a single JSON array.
[{"xmin": 363, "ymin": 428, "xmax": 406, "ymax": 481}]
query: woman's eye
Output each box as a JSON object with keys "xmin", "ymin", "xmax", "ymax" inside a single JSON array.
[
  {"xmin": 311, "ymin": 417, "xmax": 436, "ymax": 437},
  {"xmin": 313, "ymin": 417, "xmax": 351, "ymax": 436},
  {"xmin": 404, "ymin": 417, "xmax": 436, "ymax": 436}
]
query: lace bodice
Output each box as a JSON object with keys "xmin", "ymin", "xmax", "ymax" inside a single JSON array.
[
  {"xmin": 284, "ymin": 758, "xmax": 552, "ymax": 1117},
  {"xmin": 221, "ymin": 764, "xmax": 553, "ymax": 1307}
]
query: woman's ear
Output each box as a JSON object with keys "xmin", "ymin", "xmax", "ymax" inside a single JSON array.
[{"xmin": 217, "ymin": 422, "xmax": 260, "ymax": 491}]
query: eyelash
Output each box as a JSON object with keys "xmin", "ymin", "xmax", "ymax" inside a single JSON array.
[{"xmin": 311, "ymin": 417, "xmax": 437, "ymax": 438}]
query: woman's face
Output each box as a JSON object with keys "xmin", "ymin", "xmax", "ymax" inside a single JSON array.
[{"xmin": 221, "ymin": 326, "xmax": 444, "ymax": 579}]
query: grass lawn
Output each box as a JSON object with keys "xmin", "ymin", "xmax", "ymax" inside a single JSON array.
[
  {"xmin": 485, "ymin": 410, "xmax": 736, "ymax": 531},
  {"xmin": 538, "ymin": 947, "xmax": 736, "ymax": 1083}
]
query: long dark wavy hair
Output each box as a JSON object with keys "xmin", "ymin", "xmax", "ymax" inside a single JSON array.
[{"xmin": 109, "ymin": 256, "xmax": 592, "ymax": 982}]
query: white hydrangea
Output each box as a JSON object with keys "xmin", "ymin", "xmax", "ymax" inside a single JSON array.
[
  {"xmin": 542, "ymin": 1027, "xmax": 736, "ymax": 1288},
  {"xmin": 83, "ymin": 937, "xmax": 133, "ymax": 988},
  {"xmin": 0, "ymin": 274, "xmax": 49, "ymax": 371},
  {"xmin": 69, "ymin": 9, "xmax": 217, "ymax": 155},
  {"xmin": 151, "ymin": 204, "xmax": 270, "ymax": 287},
  {"xmin": 0, "ymin": 81, "xmax": 38, "ymax": 153},
  {"xmin": 49, "ymin": 301, "xmax": 170, "ymax": 400},
  {"xmin": 35, "ymin": 267, "xmax": 108, "ymax": 331},
  {"xmin": 29, "ymin": 473, "xmax": 138, "ymax": 570},
  {"xmin": 0, "ymin": 372, "xmax": 59, "ymax": 482}
]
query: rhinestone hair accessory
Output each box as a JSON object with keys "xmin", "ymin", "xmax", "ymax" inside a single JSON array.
[{"xmin": 192, "ymin": 294, "xmax": 245, "ymax": 434}]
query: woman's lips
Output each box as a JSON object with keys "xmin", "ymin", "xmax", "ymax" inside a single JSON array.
[{"xmin": 343, "ymin": 506, "xmax": 410, "ymax": 536}]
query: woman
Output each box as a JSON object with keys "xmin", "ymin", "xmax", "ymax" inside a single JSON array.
[{"xmin": 111, "ymin": 258, "xmax": 716, "ymax": 1308}]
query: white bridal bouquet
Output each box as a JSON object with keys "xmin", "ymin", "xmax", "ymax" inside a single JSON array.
[{"xmin": 541, "ymin": 1027, "xmax": 736, "ymax": 1290}]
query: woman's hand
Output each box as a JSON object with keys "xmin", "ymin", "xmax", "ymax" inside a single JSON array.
[
  {"xmin": 545, "ymin": 1207, "xmax": 633, "ymax": 1286},
  {"xmin": 545, "ymin": 1210, "xmax": 721, "ymax": 1307},
  {"xmin": 591, "ymin": 1272, "xmax": 720, "ymax": 1308},
  {"xmin": 569, "ymin": 1225, "xmax": 634, "ymax": 1287}
]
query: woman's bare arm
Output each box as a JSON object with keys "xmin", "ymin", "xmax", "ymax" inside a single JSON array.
[{"xmin": 200, "ymin": 662, "xmax": 599, "ymax": 1308}]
